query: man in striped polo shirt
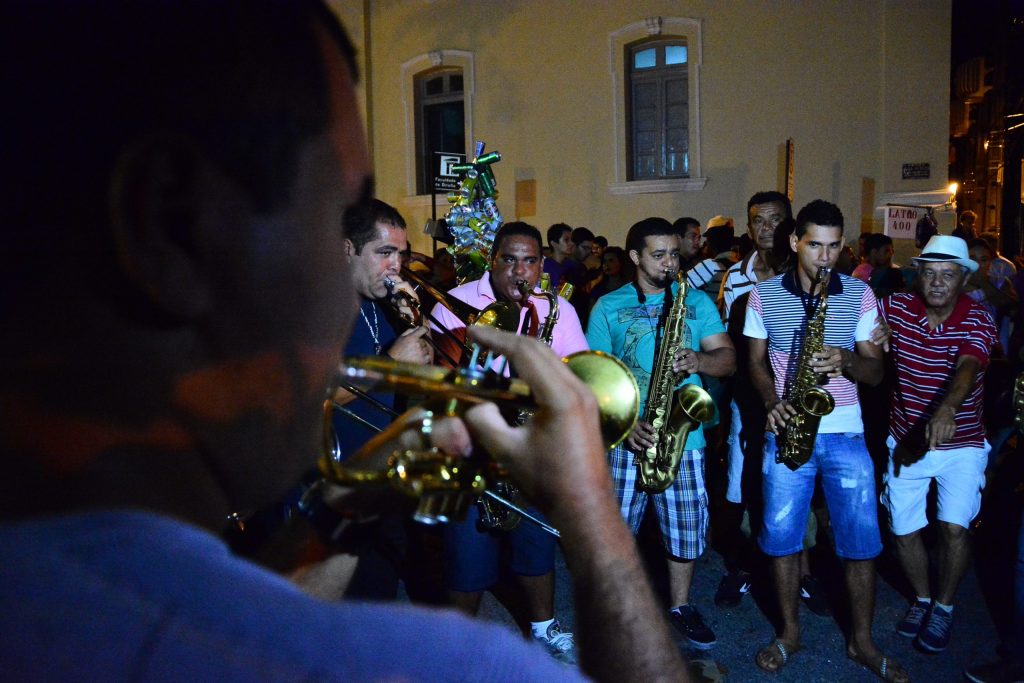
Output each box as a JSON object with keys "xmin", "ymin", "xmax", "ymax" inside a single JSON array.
[
  {"xmin": 714, "ymin": 191, "xmax": 831, "ymax": 613},
  {"xmin": 745, "ymin": 200, "xmax": 905, "ymax": 681},
  {"xmin": 879, "ymin": 235, "xmax": 996, "ymax": 654}
]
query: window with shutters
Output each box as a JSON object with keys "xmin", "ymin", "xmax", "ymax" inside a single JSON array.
[
  {"xmin": 608, "ymin": 18, "xmax": 705, "ymax": 194},
  {"xmin": 627, "ymin": 40, "xmax": 689, "ymax": 180}
]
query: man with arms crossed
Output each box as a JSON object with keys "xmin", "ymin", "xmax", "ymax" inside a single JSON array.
[
  {"xmin": 879, "ymin": 235, "xmax": 996, "ymax": 653},
  {"xmin": 0, "ymin": 4, "xmax": 687, "ymax": 681},
  {"xmin": 745, "ymin": 200, "xmax": 906, "ymax": 682},
  {"xmin": 588, "ymin": 217, "xmax": 736, "ymax": 651},
  {"xmin": 430, "ymin": 221, "xmax": 586, "ymax": 663}
]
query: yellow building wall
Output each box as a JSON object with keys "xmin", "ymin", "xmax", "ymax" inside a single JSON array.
[{"xmin": 338, "ymin": 0, "xmax": 950, "ymax": 255}]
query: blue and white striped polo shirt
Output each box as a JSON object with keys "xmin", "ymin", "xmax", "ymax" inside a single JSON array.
[{"xmin": 743, "ymin": 271, "xmax": 879, "ymax": 433}]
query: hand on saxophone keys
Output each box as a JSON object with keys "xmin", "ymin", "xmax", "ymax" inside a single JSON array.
[
  {"xmin": 625, "ymin": 420, "xmax": 657, "ymax": 452},
  {"xmin": 808, "ymin": 344, "xmax": 845, "ymax": 379},
  {"xmin": 765, "ymin": 398, "xmax": 798, "ymax": 435},
  {"xmin": 672, "ymin": 348, "xmax": 700, "ymax": 376}
]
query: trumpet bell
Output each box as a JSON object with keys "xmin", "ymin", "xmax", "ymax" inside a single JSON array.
[{"xmin": 563, "ymin": 351, "xmax": 639, "ymax": 449}]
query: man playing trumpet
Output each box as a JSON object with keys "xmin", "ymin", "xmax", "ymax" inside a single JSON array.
[{"xmin": 429, "ymin": 221, "xmax": 587, "ymax": 663}]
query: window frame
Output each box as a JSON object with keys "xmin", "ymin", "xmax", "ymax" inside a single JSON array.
[
  {"xmin": 413, "ymin": 67, "xmax": 466, "ymax": 196},
  {"xmin": 401, "ymin": 50, "xmax": 475, "ymax": 203},
  {"xmin": 608, "ymin": 17, "xmax": 706, "ymax": 194}
]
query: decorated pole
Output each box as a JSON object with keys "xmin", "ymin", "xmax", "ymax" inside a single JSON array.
[{"xmin": 444, "ymin": 141, "xmax": 503, "ymax": 283}]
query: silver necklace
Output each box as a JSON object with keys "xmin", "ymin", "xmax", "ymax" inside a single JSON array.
[{"xmin": 360, "ymin": 302, "xmax": 381, "ymax": 354}]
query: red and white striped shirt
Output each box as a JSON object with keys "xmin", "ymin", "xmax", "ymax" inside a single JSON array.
[{"xmin": 878, "ymin": 292, "xmax": 995, "ymax": 451}]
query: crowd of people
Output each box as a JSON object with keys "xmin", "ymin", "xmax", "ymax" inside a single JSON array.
[{"xmin": 3, "ymin": 4, "xmax": 1022, "ymax": 683}]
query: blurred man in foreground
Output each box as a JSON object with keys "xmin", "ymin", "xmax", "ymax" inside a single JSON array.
[{"xmin": 0, "ymin": 3, "xmax": 686, "ymax": 681}]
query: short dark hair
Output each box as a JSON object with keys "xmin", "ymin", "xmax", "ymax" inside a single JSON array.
[
  {"xmin": 4, "ymin": 1, "xmax": 356, "ymax": 298},
  {"xmin": 547, "ymin": 223, "xmax": 572, "ymax": 246},
  {"xmin": 863, "ymin": 233, "xmax": 893, "ymax": 253},
  {"xmin": 492, "ymin": 221, "xmax": 543, "ymax": 258},
  {"xmin": 595, "ymin": 236, "xmax": 608, "ymax": 249},
  {"xmin": 794, "ymin": 199, "xmax": 844, "ymax": 237},
  {"xmin": 571, "ymin": 227, "xmax": 596, "ymax": 244},
  {"xmin": 343, "ymin": 199, "xmax": 406, "ymax": 253},
  {"xmin": 626, "ymin": 217, "xmax": 675, "ymax": 255},
  {"xmin": 746, "ymin": 192, "xmax": 793, "ymax": 223},
  {"xmin": 672, "ymin": 217, "xmax": 701, "ymax": 235}
]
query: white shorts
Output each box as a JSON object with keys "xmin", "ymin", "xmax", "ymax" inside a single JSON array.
[{"xmin": 880, "ymin": 435, "xmax": 989, "ymax": 536}]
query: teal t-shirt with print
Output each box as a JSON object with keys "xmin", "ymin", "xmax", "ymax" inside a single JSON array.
[{"xmin": 586, "ymin": 280, "xmax": 725, "ymax": 450}]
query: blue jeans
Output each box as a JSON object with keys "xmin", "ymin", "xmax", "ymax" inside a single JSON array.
[{"xmin": 759, "ymin": 432, "xmax": 882, "ymax": 560}]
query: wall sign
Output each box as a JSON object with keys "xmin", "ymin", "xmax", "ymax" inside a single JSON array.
[{"xmin": 901, "ymin": 163, "xmax": 930, "ymax": 180}]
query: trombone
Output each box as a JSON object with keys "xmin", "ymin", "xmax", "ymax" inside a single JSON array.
[{"xmin": 385, "ymin": 267, "xmax": 521, "ymax": 356}]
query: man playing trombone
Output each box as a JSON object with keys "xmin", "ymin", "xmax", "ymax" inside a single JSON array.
[
  {"xmin": 334, "ymin": 198, "xmax": 433, "ymax": 455},
  {"xmin": 327, "ymin": 198, "xmax": 434, "ymax": 600},
  {"xmin": 428, "ymin": 221, "xmax": 587, "ymax": 664}
]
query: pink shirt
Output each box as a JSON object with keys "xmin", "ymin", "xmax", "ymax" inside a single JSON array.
[{"xmin": 429, "ymin": 275, "xmax": 589, "ymax": 375}]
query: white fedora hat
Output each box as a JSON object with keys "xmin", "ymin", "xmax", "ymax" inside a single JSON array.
[{"xmin": 911, "ymin": 235, "xmax": 979, "ymax": 273}]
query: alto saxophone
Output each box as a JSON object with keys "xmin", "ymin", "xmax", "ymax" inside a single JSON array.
[
  {"xmin": 777, "ymin": 266, "xmax": 836, "ymax": 470},
  {"xmin": 636, "ymin": 272, "xmax": 715, "ymax": 493}
]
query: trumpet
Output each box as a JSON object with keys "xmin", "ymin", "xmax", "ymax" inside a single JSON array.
[{"xmin": 320, "ymin": 352, "xmax": 639, "ymax": 527}]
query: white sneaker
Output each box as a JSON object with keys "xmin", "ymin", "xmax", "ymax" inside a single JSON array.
[{"xmin": 534, "ymin": 620, "xmax": 577, "ymax": 665}]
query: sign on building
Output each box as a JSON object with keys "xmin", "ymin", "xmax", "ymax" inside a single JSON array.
[
  {"xmin": 433, "ymin": 152, "xmax": 466, "ymax": 193},
  {"xmin": 884, "ymin": 206, "xmax": 920, "ymax": 240},
  {"xmin": 901, "ymin": 163, "xmax": 931, "ymax": 180}
]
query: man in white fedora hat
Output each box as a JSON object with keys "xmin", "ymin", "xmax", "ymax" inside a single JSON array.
[{"xmin": 878, "ymin": 234, "xmax": 997, "ymax": 654}]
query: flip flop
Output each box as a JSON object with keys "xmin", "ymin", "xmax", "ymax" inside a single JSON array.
[
  {"xmin": 756, "ymin": 639, "xmax": 800, "ymax": 674},
  {"xmin": 847, "ymin": 648, "xmax": 910, "ymax": 683}
]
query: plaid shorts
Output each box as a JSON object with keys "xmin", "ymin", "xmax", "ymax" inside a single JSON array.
[{"xmin": 608, "ymin": 445, "xmax": 708, "ymax": 560}]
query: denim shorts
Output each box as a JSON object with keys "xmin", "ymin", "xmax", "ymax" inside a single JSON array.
[
  {"xmin": 442, "ymin": 502, "xmax": 556, "ymax": 592},
  {"xmin": 759, "ymin": 432, "xmax": 881, "ymax": 560}
]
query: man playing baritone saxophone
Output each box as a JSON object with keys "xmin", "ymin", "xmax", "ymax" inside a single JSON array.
[
  {"xmin": 428, "ymin": 221, "xmax": 586, "ymax": 664},
  {"xmin": 586, "ymin": 217, "xmax": 736, "ymax": 650},
  {"xmin": 879, "ymin": 236, "xmax": 996, "ymax": 654},
  {"xmin": 745, "ymin": 200, "xmax": 907, "ymax": 682}
]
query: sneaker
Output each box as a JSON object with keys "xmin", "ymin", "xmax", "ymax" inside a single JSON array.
[
  {"xmin": 964, "ymin": 659, "xmax": 1024, "ymax": 683},
  {"xmin": 670, "ymin": 605, "xmax": 717, "ymax": 650},
  {"xmin": 799, "ymin": 574, "xmax": 831, "ymax": 616},
  {"xmin": 896, "ymin": 599, "xmax": 930, "ymax": 637},
  {"xmin": 714, "ymin": 571, "xmax": 752, "ymax": 608},
  {"xmin": 534, "ymin": 620, "xmax": 577, "ymax": 665},
  {"xmin": 917, "ymin": 604, "xmax": 953, "ymax": 652}
]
